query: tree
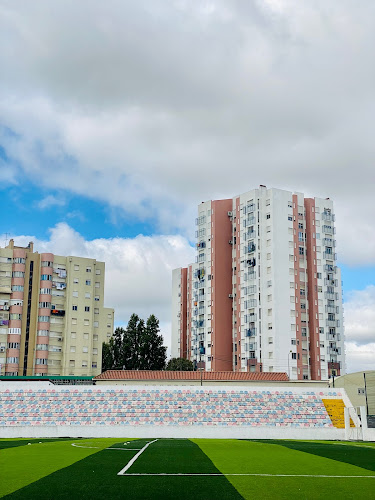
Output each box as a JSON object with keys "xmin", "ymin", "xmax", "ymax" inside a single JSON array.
[
  {"xmin": 166, "ymin": 357, "xmax": 194, "ymax": 371},
  {"xmin": 101, "ymin": 314, "xmax": 167, "ymax": 371}
]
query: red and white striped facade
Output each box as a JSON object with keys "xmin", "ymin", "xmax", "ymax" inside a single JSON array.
[{"xmin": 172, "ymin": 186, "xmax": 345, "ymax": 380}]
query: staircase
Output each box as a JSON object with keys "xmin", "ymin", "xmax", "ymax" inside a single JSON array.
[{"xmin": 322, "ymin": 399, "xmax": 355, "ymax": 428}]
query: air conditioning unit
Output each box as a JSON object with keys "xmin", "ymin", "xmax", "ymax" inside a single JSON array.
[
  {"xmin": 0, "ymin": 347, "xmax": 5, "ymax": 352},
  {"xmin": 228, "ymin": 240, "xmax": 233, "ymax": 245},
  {"xmin": 227, "ymin": 211, "xmax": 233, "ymax": 217},
  {"xmin": 228, "ymin": 294, "xmax": 233, "ymax": 299}
]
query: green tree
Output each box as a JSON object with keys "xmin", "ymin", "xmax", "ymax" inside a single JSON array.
[
  {"xmin": 101, "ymin": 314, "xmax": 167, "ymax": 371},
  {"xmin": 166, "ymin": 357, "xmax": 194, "ymax": 371}
]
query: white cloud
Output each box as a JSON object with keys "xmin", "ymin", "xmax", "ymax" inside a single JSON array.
[
  {"xmin": 37, "ymin": 194, "xmax": 65, "ymax": 210},
  {"xmin": 1, "ymin": 1, "xmax": 375, "ymax": 256},
  {"xmin": 11, "ymin": 223, "xmax": 195, "ymax": 351},
  {"xmin": 344, "ymin": 286, "xmax": 375, "ymax": 373}
]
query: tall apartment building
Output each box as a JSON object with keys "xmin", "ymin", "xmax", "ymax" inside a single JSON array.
[
  {"xmin": 0, "ymin": 240, "xmax": 114, "ymax": 377},
  {"xmin": 172, "ymin": 186, "xmax": 345, "ymax": 380}
]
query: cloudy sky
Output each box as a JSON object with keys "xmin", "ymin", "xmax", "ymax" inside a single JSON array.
[{"xmin": 1, "ymin": 0, "xmax": 374, "ymax": 373}]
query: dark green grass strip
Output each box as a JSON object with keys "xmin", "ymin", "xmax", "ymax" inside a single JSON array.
[
  {"xmin": 3, "ymin": 439, "xmax": 244, "ymax": 500},
  {"xmin": 0, "ymin": 438, "xmax": 74, "ymax": 450},
  {"xmin": 252, "ymin": 440, "xmax": 375, "ymax": 472}
]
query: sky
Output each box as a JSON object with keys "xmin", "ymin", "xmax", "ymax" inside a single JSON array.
[{"xmin": 0, "ymin": 0, "xmax": 374, "ymax": 374}]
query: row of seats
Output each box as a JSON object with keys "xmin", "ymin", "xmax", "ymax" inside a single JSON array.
[{"xmin": 0, "ymin": 386, "xmax": 341, "ymax": 427}]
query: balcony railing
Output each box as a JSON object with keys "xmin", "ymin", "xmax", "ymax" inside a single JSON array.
[
  {"xmin": 327, "ymin": 333, "xmax": 341, "ymax": 341},
  {"xmin": 246, "ymin": 328, "xmax": 256, "ymax": 337},
  {"xmin": 323, "ymin": 252, "xmax": 337, "ymax": 261},
  {"xmin": 326, "ymin": 319, "xmax": 338, "ymax": 327},
  {"xmin": 322, "ymin": 213, "xmax": 335, "ymax": 222}
]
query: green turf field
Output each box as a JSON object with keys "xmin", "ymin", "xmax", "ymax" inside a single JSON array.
[{"xmin": 0, "ymin": 438, "xmax": 374, "ymax": 499}]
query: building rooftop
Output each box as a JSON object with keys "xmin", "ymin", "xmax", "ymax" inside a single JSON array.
[{"xmin": 94, "ymin": 370, "xmax": 289, "ymax": 382}]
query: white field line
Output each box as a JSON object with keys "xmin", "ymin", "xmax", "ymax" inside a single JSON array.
[
  {"xmin": 122, "ymin": 473, "xmax": 375, "ymax": 478},
  {"xmin": 71, "ymin": 443, "xmax": 142, "ymax": 451},
  {"xmin": 72, "ymin": 443, "xmax": 100, "ymax": 449},
  {"xmin": 117, "ymin": 439, "xmax": 159, "ymax": 476}
]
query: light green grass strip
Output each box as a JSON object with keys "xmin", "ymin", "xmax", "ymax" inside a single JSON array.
[
  {"xmin": 0, "ymin": 438, "xmax": 133, "ymax": 497},
  {"xmin": 193, "ymin": 439, "xmax": 375, "ymax": 500}
]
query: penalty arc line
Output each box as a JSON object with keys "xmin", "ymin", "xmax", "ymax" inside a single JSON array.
[{"xmin": 117, "ymin": 439, "xmax": 159, "ymax": 476}]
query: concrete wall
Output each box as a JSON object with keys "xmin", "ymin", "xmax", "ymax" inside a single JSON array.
[{"xmin": 1, "ymin": 424, "xmax": 346, "ymax": 441}]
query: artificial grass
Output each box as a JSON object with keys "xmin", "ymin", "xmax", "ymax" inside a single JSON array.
[
  {"xmin": 3, "ymin": 439, "xmax": 243, "ymax": 500},
  {"xmin": 194, "ymin": 439, "xmax": 375, "ymax": 500},
  {"xmin": 0, "ymin": 438, "xmax": 74, "ymax": 451},
  {"xmin": 2, "ymin": 438, "xmax": 374, "ymax": 500},
  {"xmin": 0, "ymin": 438, "xmax": 130, "ymax": 497}
]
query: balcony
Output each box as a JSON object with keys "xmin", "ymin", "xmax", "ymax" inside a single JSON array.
[
  {"xmin": 325, "ymin": 305, "xmax": 336, "ymax": 314},
  {"xmin": 327, "ymin": 333, "xmax": 341, "ymax": 341},
  {"xmin": 323, "ymin": 252, "xmax": 337, "ymax": 261},
  {"xmin": 322, "ymin": 225, "xmax": 335, "ymax": 234},
  {"xmin": 51, "ymin": 309, "xmax": 65, "ymax": 317},
  {"xmin": 323, "ymin": 238, "xmax": 335, "ymax": 247},
  {"xmin": 328, "ymin": 347, "xmax": 341, "ymax": 355},
  {"xmin": 322, "ymin": 212, "xmax": 335, "ymax": 222},
  {"xmin": 326, "ymin": 320, "xmax": 338, "ymax": 328},
  {"xmin": 324, "ymin": 278, "xmax": 337, "ymax": 287},
  {"xmin": 247, "ymin": 259, "xmax": 256, "ymax": 269},
  {"xmin": 196, "ymin": 241, "xmax": 206, "ymax": 249},
  {"xmin": 246, "ymin": 328, "xmax": 256, "ymax": 337},
  {"xmin": 324, "ymin": 264, "xmax": 336, "ymax": 272},
  {"xmin": 325, "ymin": 292, "xmax": 337, "ymax": 300}
]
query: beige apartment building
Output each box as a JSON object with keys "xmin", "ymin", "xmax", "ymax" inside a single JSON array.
[{"xmin": 0, "ymin": 239, "xmax": 114, "ymax": 377}]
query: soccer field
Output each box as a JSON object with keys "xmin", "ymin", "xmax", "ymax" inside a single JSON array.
[{"xmin": 0, "ymin": 438, "xmax": 374, "ymax": 499}]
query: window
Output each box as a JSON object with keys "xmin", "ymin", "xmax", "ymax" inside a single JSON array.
[
  {"xmin": 72, "ymin": 305, "xmax": 78, "ymax": 311},
  {"xmin": 12, "ymin": 285, "xmax": 24, "ymax": 292},
  {"xmin": 70, "ymin": 346, "xmax": 76, "ymax": 353},
  {"xmin": 83, "ymin": 346, "xmax": 88, "ymax": 353},
  {"xmin": 85, "ymin": 306, "xmax": 90, "ymax": 312},
  {"xmin": 291, "ymin": 353, "xmax": 297, "ymax": 360},
  {"xmin": 12, "ymin": 271, "xmax": 25, "ymax": 278},
  {"xmin": 35, "ymin": 358, "xmax": 47, "ymax": 365},
  {"xmin": 85, "ymin": 280, "xmax": 91, "ymax": 286},
  {"xmin": 94, "ymin": 308, "xmax": 99, "ymax": 315},
  {"xmin": 36, "ymin": 344, "xmax": 48, "ymax": 351},
  {"xmin": 38, "ymin": 315, "xmax": 50, "ymax": 322},
  {"xmin": 71, "ymin": 332, "xmax": 76, "ymax": 339},
  {"xmin": 86, "ymin": 267, "xmax": 91, "ymax": 273},
  {"xmin": 266, "ymin": 214, "xmax": 271, "ymax": 219},
  {"xmin": 73, "ymin": 278, "xmax": 79, "ymax": 284},
  {"xmin": 288, "ymin": 216, "xmax": 293, "ymax": 221},
  {"xmin": 40, "ymin": 288, "xmax": 52, "ymax": 294},
  {"xmin": 93, "ymin": 348, "xmax": 98, "ymax": 355},
  {"xmin": 94, "ymin": 321, "xmax": 99, "ymax": 328},
  {"xmin": 74, "ymin": 265, "xmax": 79, "ymax": 271},
  {"xmin": 291, "ymin": 339, "xmax": 296, "ymax": 345},
  {"xmin": 84, "ymin": 319, "xmax": 90, "ymax": 326},
  {"xmin": 299, "ymin": 247, "xmax": 304, "ymax": 255},
  {"xmin": 83, "ymin": 333, "xmax": 89, "ymax": 340},
  {"xmin": 72, "ymin": 318, "xmax": 77, "ymax": 325},
  {"xmin": 93, "ymin": 334, "xmax": 98, "ymax": 341},
  {"xmin": 40, "ymin": 274, "xmax": 52, "ymax": 281},
  {"xmin": 94, "ymin": 295, "xmax": 100, "ymax": 301},
  {"xmin": 38, "ymin": 330, "xmax": 49, "ymax": 336},
  {"xmin": 85, "ymin": 292, "xmax": 91, "ymax": 299},
  {"xmin": 95, "ymin": 282, "xmax": 100, "ymax": 288},
  {"xmin": 13, "ymin": 257, "xmax": 26, "ymax": 264},
  {"xmin": 95, "ymin": 269, "xmax": 101, "ymax": 275},
  {"xmin": 73, "ymin": 291, "xmax": 78, "ymax": 298},
  {"xmin": 82, "ymin": 361, "xmax": 88, "ymax": 368},
  {"xmin": 358, "ymin": 388, "xmax": 365, "ymax": 395}
]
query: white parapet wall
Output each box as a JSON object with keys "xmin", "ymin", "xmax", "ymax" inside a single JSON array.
[
  {"xmin": 1, "ymin": 424, "xmax": 345, "ymax": 440},
  {"xmin": 0, "ymin": 381, "xmax": 363, "ymax": 441}
]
